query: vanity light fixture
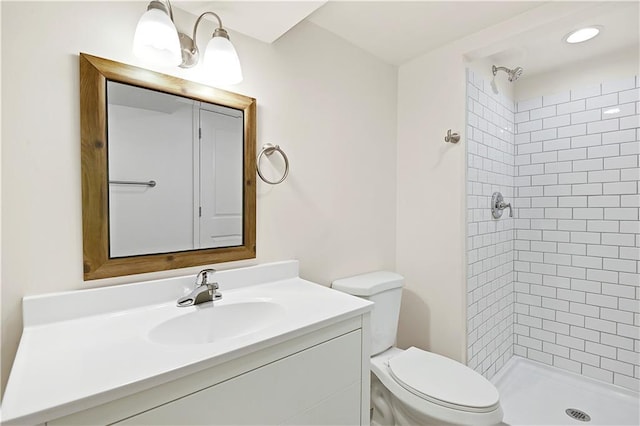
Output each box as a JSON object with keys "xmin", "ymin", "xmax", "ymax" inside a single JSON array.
[
  {"xmin": 564, "ymin": 27, "xmax": 601, "ymax": 44},
  {"xmin": 133, "ymin": 0, "xmax": 243, "ymax": 85}
]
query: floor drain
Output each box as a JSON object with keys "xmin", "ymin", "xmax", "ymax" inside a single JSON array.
[{"xmin": 566, "ymin": 408, "xmax": 591, "ymax": 422}]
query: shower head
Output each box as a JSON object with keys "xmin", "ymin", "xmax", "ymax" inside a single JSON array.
[
  {"xmin": 510, "ymin": 66, "xmax": 524, "ymax": 81},
  {"xmin": 492, "ymin": 65, "xmax": 524, "ymax": 82}
]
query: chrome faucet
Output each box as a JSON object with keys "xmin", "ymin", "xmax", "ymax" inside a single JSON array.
[{"xmin": 176, "ymin": 268, "xmax": 222, "ymax": 307}]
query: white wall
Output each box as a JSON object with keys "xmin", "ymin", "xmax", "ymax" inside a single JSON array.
[
  {"xmin": 396, "ymin": 44, "xmax": 469, "ymax": 361},
  {"xmin": 394, "ymin": 5, "xmax": 544, "ymax": 363},
  {"xmin": 1, "ymin": 1, "xmax": 397, "ymax": 395}
]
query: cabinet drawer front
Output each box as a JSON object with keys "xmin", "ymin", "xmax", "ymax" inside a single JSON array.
[{"xmin": 116, "ymin": 330, "xmax": 362, "ymax": 425}]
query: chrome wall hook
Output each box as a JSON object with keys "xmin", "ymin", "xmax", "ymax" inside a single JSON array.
[{"xmin": 444, "ymin": 129, "xmax": 460, "ymax": 143}]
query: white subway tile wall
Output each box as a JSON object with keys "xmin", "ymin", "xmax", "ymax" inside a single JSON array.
[
  {"xmin": 466, "ymin": 69, "xmax": 516, "ymax": 379},
  {"xmin": 467, "ymin": 72, "xmax": 640, "ymax": 392},
  {"xmin": 514, "ymin": 76, "xmax": 640, "ymax": 392}
]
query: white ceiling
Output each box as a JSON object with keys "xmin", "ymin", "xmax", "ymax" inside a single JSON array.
[
  {"xmin": 173, "ymin": 1, "xmax": 327, "ymax": 43},
  {"xmin": 306, "ymin": 1, "xmax": 544, "ymax": 65},
  {"xmin": 173, "ymin": 1, "xmax": 640, "ymax": 78},
  {"xmin": 479, "ymin": 1, "xmax": 640, "ymax": 78}
]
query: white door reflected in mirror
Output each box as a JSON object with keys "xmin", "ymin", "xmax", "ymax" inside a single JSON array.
[{"xmin": 107, "ymin": 81, "xmax": 243, "ymax": 258}]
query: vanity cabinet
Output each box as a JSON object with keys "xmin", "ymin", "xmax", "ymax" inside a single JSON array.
[
  {"xmin": 118, "ymin": 330, "xmax": 360, "ymax": 425},
  {"xmin": 47, "ymin": 317, "xmax": 369, "ymax": 426},
  {"xmin": 2, "ymin": 262, "xmax": 372, "ymax": 426}
]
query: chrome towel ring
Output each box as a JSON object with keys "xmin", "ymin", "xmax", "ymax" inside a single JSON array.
[{"xmin": 257, "ymin": 143, "xmax": 289, "ymax": 185}]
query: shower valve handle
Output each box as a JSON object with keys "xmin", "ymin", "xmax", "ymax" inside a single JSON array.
[
  {"xmin": 491, "ymin": 192, "xmax": 512, "ymax": 219},
  {"xmin": 497, "ymin": 201, "xmax": 512, "ymax": 217}
]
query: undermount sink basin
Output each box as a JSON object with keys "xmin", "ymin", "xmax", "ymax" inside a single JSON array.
[{"xmin": 148, "ymin": 301, "xmax": 286, "ymax": 345}]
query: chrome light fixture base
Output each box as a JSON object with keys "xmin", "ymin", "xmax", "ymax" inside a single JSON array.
[
  {"xmin": 178, "ymin": 32, "xmax": 199, "ymax": 68},
  {"xmin": 212, "ymin": 28, "xmax": 230, "ymax": 40},
  {"xmin": 147, "ymin": 0, "xmax": 171, "ymax": 16}
]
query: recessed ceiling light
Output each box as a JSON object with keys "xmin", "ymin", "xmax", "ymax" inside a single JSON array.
[{"xmin": 564, "ymin": 27, "xmax": 601, "ymax": 44}]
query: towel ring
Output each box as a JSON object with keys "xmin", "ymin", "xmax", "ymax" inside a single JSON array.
[{"xmin": 257, "ymin": 143, "xmax": 289, "ymax": 185}]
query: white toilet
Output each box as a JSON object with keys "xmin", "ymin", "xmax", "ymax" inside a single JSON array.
[{"xmin": 332, "ymin": 271, "xmax": 503, "ymax": 426}]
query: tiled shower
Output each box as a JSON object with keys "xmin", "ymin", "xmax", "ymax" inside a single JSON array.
[
  {"xmin": 466, "ymin": 69, "xmax": 516, "ymax": 379},
  {"xmin": 466, "ymin": 70, "xmax": 639, "ymax": 392}
]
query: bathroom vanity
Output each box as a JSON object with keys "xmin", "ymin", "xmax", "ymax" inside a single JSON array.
[{"xmin": 1, "ymin": 261, "xmax": 372, "ymax": 425}]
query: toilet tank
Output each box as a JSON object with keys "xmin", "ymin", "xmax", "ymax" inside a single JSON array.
[{"xmin": 332, "ymin": 271, "xmax": 404, "ymax": 355}]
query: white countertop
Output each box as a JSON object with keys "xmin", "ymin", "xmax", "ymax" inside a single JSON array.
[{"xmin": 1, "ymin": 261, "xmax": 372, "ymax": 424}]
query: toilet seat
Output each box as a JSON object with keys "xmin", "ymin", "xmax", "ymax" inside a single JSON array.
[{"xmin": 387, "ymin": 347, "xmax": 500, "ymax": 413}]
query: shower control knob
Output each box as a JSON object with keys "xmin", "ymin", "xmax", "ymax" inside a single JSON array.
[{"xmin": 491, "ymin": 192, "xmax": 512, "ymax": 219}]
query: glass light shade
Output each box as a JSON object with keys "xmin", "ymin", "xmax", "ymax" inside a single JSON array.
[
  {"xmin": 203, "ymin": 36, "xmax": 243, "ymax": 85},
  {"xmin": 133, "ymin": 8, "xmax": 182, "ymax": 67}
]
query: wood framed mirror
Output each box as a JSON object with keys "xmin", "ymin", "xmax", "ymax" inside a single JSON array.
[{"xmin": 80, "ymin": 53, "xmax": 256, "ymax": 280}]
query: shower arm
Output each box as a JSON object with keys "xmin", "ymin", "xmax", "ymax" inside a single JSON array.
[
  {"xmin": 492, "ymin": 65, "xmax": 523, "ymax": 82},
  {"xmin": 492, "ymin": 65, "xmax": 509, "ymax": 76}
]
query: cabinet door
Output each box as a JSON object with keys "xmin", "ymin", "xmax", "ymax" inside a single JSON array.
[{"xmin": 115, "ymin": 330, "xmax": 362, "ymax": 425}]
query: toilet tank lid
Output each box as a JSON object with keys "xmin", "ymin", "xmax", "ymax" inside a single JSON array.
[{"xmin": 332, "ymin": 271, "xmax": 403, "ymax": 296}]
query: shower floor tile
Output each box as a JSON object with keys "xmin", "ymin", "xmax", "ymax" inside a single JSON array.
[{"xmin": 492, "ymin": 356, "xmax": 640, "ymax": 425}]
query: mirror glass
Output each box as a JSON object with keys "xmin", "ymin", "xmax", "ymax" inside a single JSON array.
[
  {"xmin": 80, "ymin": 53, "xmax": 256, "ymax": 280},
  {"xmin": 107, "ymin": 82, "xmax": 243, "ymax": 257}
]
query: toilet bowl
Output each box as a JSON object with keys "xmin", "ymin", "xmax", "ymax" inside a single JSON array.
[
  {"xmin": 332, "ymin": 272, "xmax": 503, "ymax": 426},
  {"xmin": 370, "ymin": 347, "xmax": 502, "ymax": 425}
]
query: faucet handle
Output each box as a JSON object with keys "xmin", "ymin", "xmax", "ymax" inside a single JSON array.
[
  {"xmin": 196, "ymin": 268, "xmax": 216, "ymax": 286},
  {"xmin": 498, "ymin": 201, "xmax": 513, "ymax": 217},
  {"xmin": 491, "ymin": 192, "xmax": 513, "ymax": 219}
]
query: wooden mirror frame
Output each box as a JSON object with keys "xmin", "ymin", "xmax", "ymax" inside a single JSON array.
[{"xmin": 80, "ymin": 53, "xmax": 256, "ymax": 280}]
